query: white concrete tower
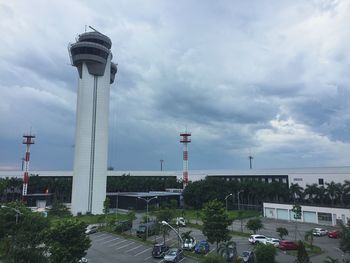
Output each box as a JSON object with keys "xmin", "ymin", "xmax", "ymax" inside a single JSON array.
[{"xmin": 69, "ymin": 31, "xmax": 117, "ymax": 215}]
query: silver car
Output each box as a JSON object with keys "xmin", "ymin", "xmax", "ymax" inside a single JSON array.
[{"xmin": 164, "ymin": 248, "xmax": 184, "ymax": 263}]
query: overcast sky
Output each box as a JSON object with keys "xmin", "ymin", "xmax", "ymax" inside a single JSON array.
[{"xmin": 1, "ymin": 0, "xmax": 350, "ymax": 171}]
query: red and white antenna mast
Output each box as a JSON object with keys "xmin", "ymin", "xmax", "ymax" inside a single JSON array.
[
  {"xmin": 180, "ymin": 131, "xmax": 191, "ymax": 189},
  {"xmin": 22, "ymin": 133, "xmax": 35, "ymax": 199}
]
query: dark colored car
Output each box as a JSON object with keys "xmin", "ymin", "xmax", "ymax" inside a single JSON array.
[
  {"xmin": 240, "ymin": 251, "xmax": 256, "ymax": 263},
  {"xmin": 164, "ymin": 248, "xmax": 184, "ymax": 263},
  {"xmin": 328, "ymin": 230, "xmax": 341, "ymax": 238},
  {"xmin": 279, "ymin": 240, "xmax": 298, "ymax": 250},
  {"xmin": 152, "ymin": 243, "xmax": 169, "ymax": 258},
  {"xmin": 194, "ymin": 240, "xmax": 210, "ymax": 254},
  {"xmin": 114, "ymin": 220, "xmax": 132, "ymax": 233}
]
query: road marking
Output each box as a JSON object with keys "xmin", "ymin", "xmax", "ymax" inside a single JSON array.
[
  {"xmin": 134, "ymin": 247, "xmax": 152, "ymax": 256},
  {"xmin": 94, "ymin": 235, "xmax": 112, "ymax": 242},
  {"xmin": 115, "ymin": 242, "xmax": 135, "ymax": 250},
  {"xmin": 144, "ymin": 255, "xmax": 152, "ymax": 261},
  {"xmin": 205, "ymin": 248, "xmax": 215, "ymax": 256},
  {"xmin": 108, "ymin": 239, "xmax": 127, "ymax": 247},
  {"xmin": 158, "ymin": 259, "xmax": 164, "ymax": 263},
  {"xmin": 101, "ymin": 238, "xmax": 119, "ymax": 244},
  {"xmin": 126, "ymin": 244, "xmax": 143, "ymax": 253},
  {"xmin": 92, "ymin": 233, "xmax": 105, "ymax": 238},
  {"xmin": 178, "ymin": 257, "xmax": 186, "ymax": 262}
]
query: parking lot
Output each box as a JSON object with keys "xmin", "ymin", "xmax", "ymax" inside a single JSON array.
[
  {"xmin": 84, "ymin": 215, "xmax": 350, "ymax": 263},
  {"xmin": 85, "ymin": 232, "xmax": 197, "ymax": 263}
]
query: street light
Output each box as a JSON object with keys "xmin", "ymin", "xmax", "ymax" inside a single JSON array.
[
  {"xmin": 138, "ymin": 196, "xmax": 158, "ymax": 240},
  {"xmin": 161, "ymin": 220, "xmax": 183, "ymax": 248},
  {"xmin": 1, "ymin": 205, "xmax": 23, "ymax": 224},
  {"xmin": 237, "ymin": 190, "xmax": 243, "ymax": 210},
  {"xmin": 225, "ymin": 193, "xmax": 233, "ymax": 212}
]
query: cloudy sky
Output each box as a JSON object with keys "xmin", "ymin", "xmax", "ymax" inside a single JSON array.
[{"xmin": 1, "ymin": 0, "xmax": 350, "ymax": 171}]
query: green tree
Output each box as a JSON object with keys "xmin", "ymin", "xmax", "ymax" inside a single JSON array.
[
  {"xmin": 339, "ymin": 221, "xmax": 350, "ymax": 253},
  {"xmin": 199, "ymin": 253, "xmax": 226, "ymax": 263},
  {"xmin": 292, "ymin": 204, "xmax": 302, "ymax": 241},
  {"xmin": 202, "ymin": 200, "xmax": 231, "ymax": 250},
  {"xmin": 46, "ymin": 218, "xmax": 91, "ymax": 263},
  {"xmin": 103, "ymin": 197, "xmax": 111, "ymax": 214},
  {"xmin": 276, "ymin": 227, "xmax": 289, "ymax": 240},
  {"xmin": 295, "ymin": 241, "xmax": 310, "ymax": 263},
  {"xmin": 246, "ymin": 218, "xmax": 263, "ymax": 234},
  {"xmin": 304, "ymin": 230, "xmax": 314, "ymax": 248},
  {"xmin": 49, "ymin": 199, "xmax": 72, "ymax": 217},
  {"xmin": 254, "ymin": 244, "xmax": 276, "ymax": 263},
  {"xmin": 0, "ymin": 202, "xmax": 49, "ymax": 263},
  {"xmin": 218, "ymin": 239, "xmax": 238, "ymax": 262},
  {"xmin": 154, "ymin": 208, "xmax": 175, "ymax": 243}
]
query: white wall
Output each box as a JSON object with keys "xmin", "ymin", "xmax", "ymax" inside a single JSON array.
[{"xmin": 263, "ymin": 202, "xmax": 350, "ymax": 226}]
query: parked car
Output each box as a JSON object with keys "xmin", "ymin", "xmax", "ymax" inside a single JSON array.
[
  {"xmin": 114, "ymin": 220, "xmax": 132, "ymax": 233},
  {"xmin": 152, "ymin": 243, "xmax": 169, "ymax": 258},
  {"xmin": 164, "ymin": 248, "xmax": 184, "ymax": 263},
  {"xmin": 136, "ymin": 222, "xmax": 157, "ymax": 237},
  {"xmin": 248, "ymin": 235, "xmax": 267, "ymax": 244},
  {"xmin": 85, "ymin": 225, "xmax": 98, "ymax": 235},
  {"xmin": 265, "ymin": 237, "xmax": 280, "ymax": 247},
  {"xmin": 312, "ymin": 228, "xmax": 328, "ymax": 237},
  {"xmin": 240, "ymin": 251, "xmax": 256, "ymax": 263},
  {"xmin": 182, "ymin": 237, "xmax": 196, "ymax": 250},
  {"xmin": 328, "ymin": 230, "xmax": 341, "ymax": 238},
  {"xmin": 176, "ymin": 217, "xmax": 186, "ymax": 227},
  {"xmin": 279, "ymin": 240, "xmax": 298, "ymax": 250},
  {"xmin": 194, "ymin": 240, "xmax": 210, "ymax": 254}
]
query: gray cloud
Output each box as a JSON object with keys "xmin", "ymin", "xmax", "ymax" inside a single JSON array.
[{"xmin": 1, "ymin": 0, "xmax": 350, "ymax": 171}]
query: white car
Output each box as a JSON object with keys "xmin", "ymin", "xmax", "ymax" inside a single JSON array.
[
  {"xmin": 265, "ymin": 237, "xmax": 280, "ymax": 247},
  {"xmin": 182, "ymin": 238, "xmax": 196, "ymax": 250},
  {"xmin": 176, "ymin": 217, "xmax": 186, "ymax": 227},
  {"xmin": 85, "ymin": 225, "xmax": 98, "ymax": 234},
  {"xmin": 312, "ymin": 228, "xmax": 328, "ymax": 237},
  {"xmin": 248, "ymin": 235, "xmax": 267, "ymax": 244}
]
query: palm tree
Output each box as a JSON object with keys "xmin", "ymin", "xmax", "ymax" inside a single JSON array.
[
  {"xmin": 326, "ymin": 181, "xmax": 341, "ymax": 206},
  {"xmin": 304, "ymin": 184, "xmax": 319, "ymax": 204},
  {"xmin": 218, "ymin": 239, "xmax": 238, "ymax": 262},
  {"xmin": 304, "ymin": 229, "xmax": 314, "ymax": 248},
  {"xmin": 289, "ymin": 183, "xmax": 304, "ymax": 202},
  {"xmin": 316, "ymin": 185, "xmax": 326, "ymax": 205}
]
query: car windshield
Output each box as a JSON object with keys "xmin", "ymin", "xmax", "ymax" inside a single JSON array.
[
  {"xmin": 242, "ymin": 251, "xmax": 250, "ymax": 257},
  {"xmin": 168, "ymin": 250, "xmax": 177, "ymax": 256},
  {"xmin": 139, "ymin": 226, "xmax": 146, "ymax": 231},
  {"xmin": 153, "ymin": 246, "xmax": 161, "ymax": 252}
]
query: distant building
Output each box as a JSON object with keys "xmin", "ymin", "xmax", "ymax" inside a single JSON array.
[{"xmin": 264, "ymin": 202, "xmax": 350, "ymax": 226}]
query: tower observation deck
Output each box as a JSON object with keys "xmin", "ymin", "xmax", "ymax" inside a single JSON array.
[{"xmin": 69, "ymin": 30, "xmax": 117, "ymax": 215}]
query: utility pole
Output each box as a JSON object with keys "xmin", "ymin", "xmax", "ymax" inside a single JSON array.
[
  {"xmin": 248, "ymin": 155, "xmax": 253, "ymax": 169},
  {"xmin": 160, "ymin": 159, "xmax": 164, "ymax": 171}
]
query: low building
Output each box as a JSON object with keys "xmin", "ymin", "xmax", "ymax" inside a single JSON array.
[{"xmin": 263, "ymin": 202, "xmax": 350, "ymax": 226}]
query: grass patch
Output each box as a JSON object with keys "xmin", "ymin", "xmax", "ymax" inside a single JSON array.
[{"xmin": 230, "ymin": 230, "xmax": 251, "ymax": 237}]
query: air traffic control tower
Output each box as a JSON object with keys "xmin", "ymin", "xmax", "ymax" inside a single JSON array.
[{"xmin": 69, "ymin": 30, "xmax": 117, "ymax": 215}]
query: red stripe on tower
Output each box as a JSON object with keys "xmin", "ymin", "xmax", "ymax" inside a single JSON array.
[
  {"xmin": 22, "ymin": 133, "xmax": 35, "ymax": 199},
  {"xmin": 180, "ymin": 131, "xmax": 191, "ymax": 189},
  {"xmin": 183, "ymin": 151, "xmax": 188, "ymax": 160}
]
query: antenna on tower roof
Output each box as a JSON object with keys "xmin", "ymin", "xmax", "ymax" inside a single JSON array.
[{"xmin": 89, "ymin": 26, "xmax": 101, "ymax": 33}]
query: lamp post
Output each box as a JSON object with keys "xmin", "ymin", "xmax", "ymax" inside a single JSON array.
[
  {"xmin": 237, "ymin": 190, "xmax": 243, "ymax": 210},
  {"xmin": 1, "ymin": 205, "xmax": 23, "ymax": 224},
  {"xmin": 225, "ymin": 193, "xmax": 233, "ymax": 212},
  {"xmin": 162, "ymin": 220, "xmax": 183, "ymax": 248},
  {"xmin": 138, "ymin": 196, "xmax": 158, "ymax": 240}
]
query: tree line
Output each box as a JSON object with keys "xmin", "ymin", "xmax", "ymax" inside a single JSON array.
[
  {"xmin": 183, "ymin": 177, "xmax": 350, "ymax": 209},
  {"xmin": 1, "ymin": 175, "xmax": 350, "ymax": 209},
  {"xmin": 0, "ymin": 174, "xmax": 181, "ymax": 203}
]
